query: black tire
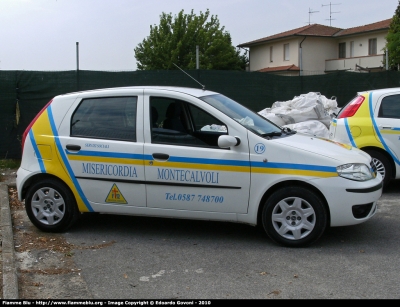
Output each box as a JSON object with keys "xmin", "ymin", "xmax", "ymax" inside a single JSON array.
[
  {"xmin": 25, "ymin": 178, "xmax": 79, "ymax": 232},
  {"xmin": 364, "ymin": 149, "xmax": 392, "ymax": 188},
  {"xmin": 261, "ymin": 186, "xmax": 328, "ymax": 247}
]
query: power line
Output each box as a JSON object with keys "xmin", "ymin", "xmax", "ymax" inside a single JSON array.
[{"xmin": 322, "ymin": 2, "xmax": 341, "ymax": 26}]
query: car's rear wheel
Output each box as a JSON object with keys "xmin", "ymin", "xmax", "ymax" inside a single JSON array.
[
  {"xmin": 261, "ymin": 186, "xmax": 328, "ymax": 247},
  {"xmin": 364, "ymin": 149, "xmax": 392, "ymax": 188},
  {"xmin": 25, "ymin": 178, "xmax": 79, "ymax": 232}
]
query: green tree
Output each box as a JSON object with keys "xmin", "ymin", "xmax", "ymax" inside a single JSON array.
[
  {"xmin": 385, "ymin": 0, "xmax": 400, "ymax": 70},
  {"xmin": 134, "ymin": 9, "xmax": 248, "ymax": 70}
]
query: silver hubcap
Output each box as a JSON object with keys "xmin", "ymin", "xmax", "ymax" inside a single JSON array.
[
  {"xmin": 371, "ymin": 158, "xmax": 385, "ymax": 179},
  {"xmin": 272, "ymin": 196, "xmax": 316, "ymax": 240},
  {"xmin": 31, "ymin": 187, "xmax": 65, "ymax": 225}
]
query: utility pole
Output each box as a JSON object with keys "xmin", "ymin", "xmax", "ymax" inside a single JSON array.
[
  {"xmin": 196, "ymin": 45, "xmax": 199, "ymax": 69},
  {"xmin": 308, "ymin": 8, "xmax": 319, "ymax": 25},
  {"xmin": 76, "ymin": 42, "xmax": 79, "ymax": 71},
  {"xmin": 76, "ymin": 42, "xmax": 80, "ymax": 91},
  {"xmin": 322, "ymin": 2, "xmax": 341, "ymax": 26}
]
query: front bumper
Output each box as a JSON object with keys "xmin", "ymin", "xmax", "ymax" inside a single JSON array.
[{"xmin": 311, "ymin": 175, "xmax": 382, "ymax": 227}]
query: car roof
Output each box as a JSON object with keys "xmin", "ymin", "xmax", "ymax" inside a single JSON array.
[
  {"xmin": 58, "ymin": 86, "xmax": 219, "ymax": 99},
  {"xmin": 358, "ymin": 87, "xmax": 400, "ymax": 95}
]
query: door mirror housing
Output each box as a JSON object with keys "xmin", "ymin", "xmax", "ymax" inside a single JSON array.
[{"xmin": 218, "ymin": 135, "xmax": 241, "ymax": 148}]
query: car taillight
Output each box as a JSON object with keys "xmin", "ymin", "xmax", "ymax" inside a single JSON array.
[
  {"xmin": 21, "ymin": 99, "xmax": 53, "ymax": 154},
  {"xmin": 337, "ymin": 96, "xmax": 365, "ymax": 119}
]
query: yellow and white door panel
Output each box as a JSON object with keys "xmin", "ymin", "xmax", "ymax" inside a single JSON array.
[
  {"xmin": 17, "ymin": 95, "xmax": 86, "ymax": 206},
  {"xmin": 331, "ymin": 92, "xmax": 400, "ymax": 164},
  {"xmin": 329, "ymin": 94, "xmax": 377, "ymax": 148},
  {"xmin": 142, "ymin": 90, "xmax": 251, "ymax": 214},
  {"xmin": 57, "ymin": 93, "xmax": 146, "ymax": 211},
  {"xmin": 372, "ymin": 92, "xmax": 400, "ymax": 169}
]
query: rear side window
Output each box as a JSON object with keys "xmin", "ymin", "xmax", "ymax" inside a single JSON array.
[
  {"xmin": 378, "ymin": 95, "xmax": 400, "ymax": 119},
  {"xmin": 71, "ymin": 96, "xmax": 137, "ymax": 141}
]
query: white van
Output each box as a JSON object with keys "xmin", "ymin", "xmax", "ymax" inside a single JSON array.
[{"xmin": 17, "ymin": 86, "xmax": 382, "ymax": 247}]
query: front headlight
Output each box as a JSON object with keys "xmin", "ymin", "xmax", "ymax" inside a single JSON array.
[{"xmin": 337, "ymin": 163, "xmax": 373, "ymax": 181}]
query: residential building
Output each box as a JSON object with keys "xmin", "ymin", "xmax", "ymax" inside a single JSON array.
[{"xmin": 237, "ymin": 18, "xmax": 391, "ymax": 76}]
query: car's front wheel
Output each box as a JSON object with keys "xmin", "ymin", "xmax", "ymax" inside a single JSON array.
[
  {"xmin": 261, "ymin": 186, "xmax": 328, "ymax": 247},
  {"xmin": 25, "ymin": 178, "xmax": 79, "ymax": 232}
]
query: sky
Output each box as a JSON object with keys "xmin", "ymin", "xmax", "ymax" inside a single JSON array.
[{"xmin": 0, "ymin": 0, "xmax": 398, "ymax": 71}]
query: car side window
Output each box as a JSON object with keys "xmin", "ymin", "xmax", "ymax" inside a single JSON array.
[
  {"xmin": 378, "ymin": 95, "xmax": 400, "ymax": 119},
  {"xmin": 71, "ymin": 96, "xmax": 137, "ymax": 141},
  {"xmin": 150, "ymin": 97, "xmax": 227, "ymax": 148},
  {"xmin": 187, "ymin": 104, "xmax": 227, "ymax": 133}
]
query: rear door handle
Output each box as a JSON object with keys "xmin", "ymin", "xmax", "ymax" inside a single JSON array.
[
  {"xmin": 66, "ymin": 144, "xmax": 81, "ymax": 151},
  {"xmin": 152, "ymin": 153, "xmax": 169, "ymax": 160}
]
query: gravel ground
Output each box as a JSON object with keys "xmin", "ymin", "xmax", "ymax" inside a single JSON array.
[
  {"xmin": 0, "ymin": 167, "xmax": 17, "ymax": 298},
  {"xmin": 1, "ymin": 167, "xmax": 92, "ymax": 299}
]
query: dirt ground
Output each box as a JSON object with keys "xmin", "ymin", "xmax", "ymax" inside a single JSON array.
[
  {"xmin": 0, "ymin": 168, "xmax": 104, "ymax": 299},
  {"xmin": 1, "ymin": 167, "xmax": 17, "ymax": 298}
]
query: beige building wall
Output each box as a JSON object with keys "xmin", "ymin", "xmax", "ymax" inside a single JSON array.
[
  {"xmin": 335, "ymin": 31, "xmax": 388, "ymax": 58},
  {"xmin": 249, "ymin": 38, "xmax": 299, "ymax": 71},
  {"xmin": 300, "ymin": 37, "xmax": 337, "ymax": 72},
  {"xmin": 248, "ymin": 30, "xmax": 388, "ymax": 73},
  {"xmin": 249, "ymin": 45, "xmax": 270, "ymax": 71}
]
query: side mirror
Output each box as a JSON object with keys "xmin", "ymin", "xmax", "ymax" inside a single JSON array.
[{"xmin": 218, "ymin": 135, "xmax": 241, "ymax": 148}]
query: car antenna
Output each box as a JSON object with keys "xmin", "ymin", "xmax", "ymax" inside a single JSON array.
[{"xmin": 173, "ymin": 63, "xmax": 205, "ymax": 90}]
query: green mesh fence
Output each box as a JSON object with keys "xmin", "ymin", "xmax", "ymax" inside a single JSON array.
[{"xmin": 1, "ymin": 69, "xmax": 399, "ymax": 159}]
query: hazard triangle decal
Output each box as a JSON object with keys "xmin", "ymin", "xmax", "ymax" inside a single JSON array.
[{"xmin": 105, "ymin": 183, "xmax": 127, "ymax": 204}]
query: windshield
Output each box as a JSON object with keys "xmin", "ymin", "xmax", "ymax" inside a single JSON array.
[{"xmin": 200, "ymin": 94, "xmax": 284, "ymax": 136}]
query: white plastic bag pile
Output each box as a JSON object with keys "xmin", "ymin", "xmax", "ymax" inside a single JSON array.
[
  {"xmin": 258, "ymin": 92, "xmax": 340, "ymax": 138},
  {"xmin": 201, "ymin": 124, "xmax": 228, "ymax": 132}
]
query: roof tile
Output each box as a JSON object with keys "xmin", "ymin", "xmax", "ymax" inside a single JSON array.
[
  {"xmin": 238, "ymin": 18, "xmax": 392, "ymax": 47},
  {"xmin": 334, "ymin": 18, "xmax": 391, "ymax": 36},
  {"xmin": 258, "ymin": 65, "xmax": 300, "ymax": 72}
]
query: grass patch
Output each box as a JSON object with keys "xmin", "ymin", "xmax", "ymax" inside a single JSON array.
[
  {"xmin": 0, "ymin": 159, "xmax": 21, "ymax": 169},
  {"xmin": 0, "ymin": 159, "xmax": 21, "ymax": 181}
]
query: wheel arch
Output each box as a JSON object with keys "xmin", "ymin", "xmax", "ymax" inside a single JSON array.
[
  {"xmin": 256, "ymin": 180, "xmax": 331, "ymax": 227},
  {"xmin": 361, "ymin": 146, "xmax": 395, "ymax": 179},
  {"xmin": 20, "ymin": 173, "xmax": 74, "ymax": 201}
]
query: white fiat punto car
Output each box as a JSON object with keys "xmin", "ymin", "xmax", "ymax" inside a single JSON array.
[{"xmin": 17, "ymin": 86, "xmax": 382, "ymax": 247}]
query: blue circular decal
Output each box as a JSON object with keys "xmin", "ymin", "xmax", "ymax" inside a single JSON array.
[{"xmin": 254, "ymin": 143, "xmax": 266, "ymax": 154}]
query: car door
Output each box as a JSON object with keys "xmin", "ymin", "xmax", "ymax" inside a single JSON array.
[
  {"xmin": 57, "ymin": 91, "xmax": 147, "ymax": 211},
  {"xmin": 374, "ymin": 93, "xmax": 400, "ymax": 164},
  {"xmin": 143, "ymin": 89, "xmax": 251, "ymax": 214}
]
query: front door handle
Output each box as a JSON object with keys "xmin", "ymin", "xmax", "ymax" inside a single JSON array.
[
  {"xmin": 66, "ymin": 144, "xmax": 81, "ymax": 151},
  {"xmin": 152, "ymin": 153, "xmax": 169, "ymax": 160}
]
